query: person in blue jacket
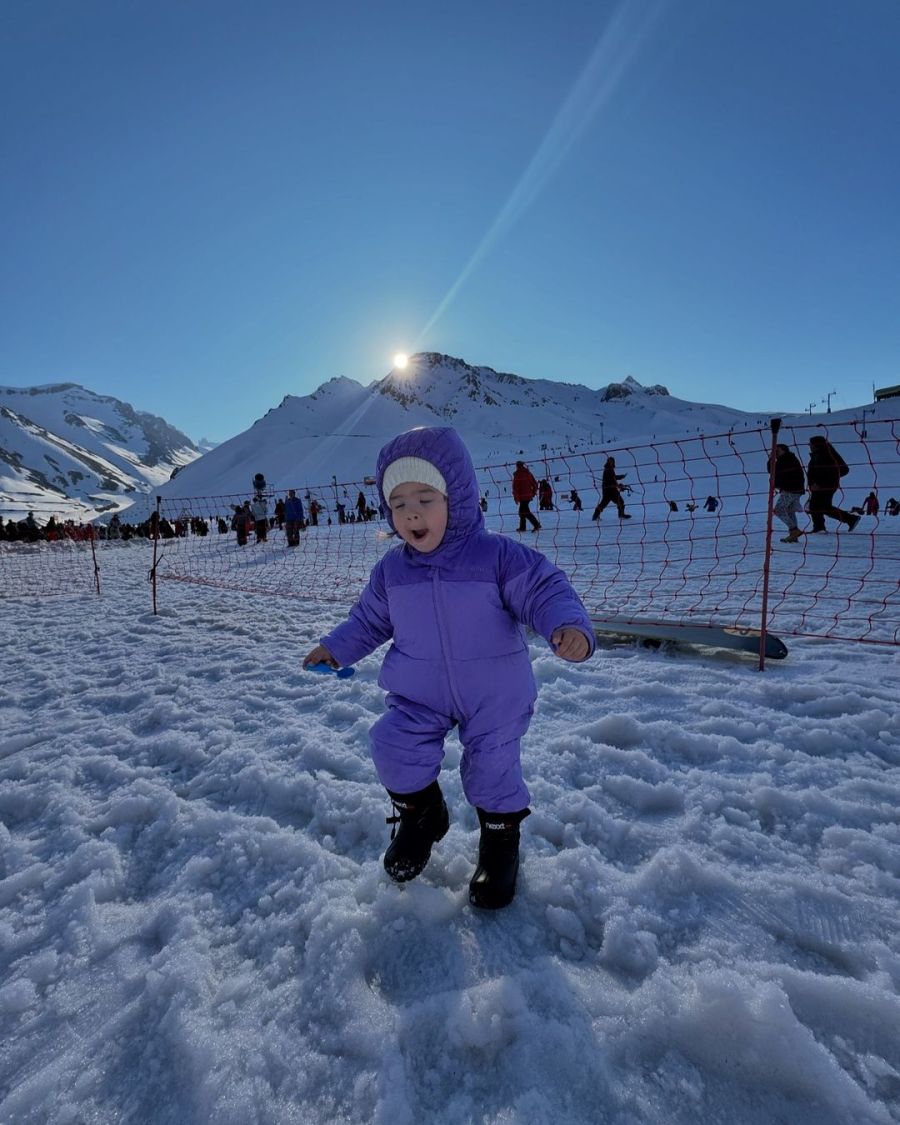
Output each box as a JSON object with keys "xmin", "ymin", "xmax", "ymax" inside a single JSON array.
[
  {"xmin": 283, "ymin": 489, "xmax": 305, "ymax": 546},
  {"xmin": 303, "ymin": 426, "xmax": 594, "ymax": 909}
]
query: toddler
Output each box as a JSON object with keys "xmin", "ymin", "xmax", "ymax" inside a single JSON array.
[{"xmin": 303, "ymin": 426, "xmax": 594, "ymax": 908}]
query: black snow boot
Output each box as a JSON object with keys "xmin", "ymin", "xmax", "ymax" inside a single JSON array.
[
  {"xmin": 383, "ymin": 780, "xmax": 450, "ymax": 883},
  {"xmin": 468, "ymin": 808, "xmax": 530, "ymax": 910}
]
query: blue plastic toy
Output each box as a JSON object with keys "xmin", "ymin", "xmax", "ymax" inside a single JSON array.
[{"xmin": 306, "ymin": 662, "xmax": 355, "ymax": 679}]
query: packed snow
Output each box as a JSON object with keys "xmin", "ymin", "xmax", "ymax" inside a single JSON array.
[{"xmin": 1, "ymin": 542, "xmax": 899, "ymax": 1124}]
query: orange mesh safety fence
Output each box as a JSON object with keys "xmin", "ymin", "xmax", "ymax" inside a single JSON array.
[
  {"xmin": 2, "ymin": 420, "xmax": 896, "ymax": 644},
  {"xmin": 148, "ymin": 418, "xmax": 899, "ymax": 646},
  {"xmin": 0, "ymin": 515, "xmax": 100, "ymax": 598}
]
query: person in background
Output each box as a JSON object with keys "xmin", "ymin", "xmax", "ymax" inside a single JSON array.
[
  {"xmin": 863, "ymin": 491, "xmax": 879, "ymax": 516},
  {"xmin": 569, "ymin": 488, "xmax": 583, "ymax": 512},
  {"xmin": 591, "ymin": 458, "xmax": 631, "ymax": 520},
  {"xmin": 232, "ymin": 503, "xmax": 251, "ymax": 547},
  {"xmin": 704, "ymin": 496, "xmax": 719, "ymax": 512},
  {"xmin": 512, "ymin": 460, "xmax": 541, "ymax": 532},
  {"xmin": 303, "ymin": 427, "xmax": 593, "ymax": 910},
  {"xmin": 769, "ymin": 443, "xmax": 806, "ymax": 543},
  {"xmin": 251, "ymin": 495, "xmax": 268, "ymax": 542},
  {"xmin": 284, "ymin": 489, "xmax": 305, "ymax": 546},
  {"xmin": 807, "ymin": 436, "xmax": 859, "ymax": 533},
  {"xmin": 538, "ymin": 479, "xmax": 554, "ymax": 512}
]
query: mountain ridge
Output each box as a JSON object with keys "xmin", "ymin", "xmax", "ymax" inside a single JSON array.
[
  {"xmin": 0, "ymin": 383, "xmax": 200, "ymax": 520},
  {"xmin": 4, "ymin": 353, "xmax": 888, "ymax": 522},
  {"xmin": 146, "ymin": 352, "xmax": 882, "ymax": 508}
]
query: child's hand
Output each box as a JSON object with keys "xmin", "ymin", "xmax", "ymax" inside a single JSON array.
[
  {"xmin": 303, "ymin": 644, "xmax": 338, "ymax": 669},
  {"xmin": 551, "ymin": 628, "xmax": 590, "ymax": 662}
]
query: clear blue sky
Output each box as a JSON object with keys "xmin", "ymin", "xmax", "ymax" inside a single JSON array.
[{"xmin": 2, "ymin": 0, "xmax": 899, "ymax": 441}]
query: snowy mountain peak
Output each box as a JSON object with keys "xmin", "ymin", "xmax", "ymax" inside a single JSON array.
[
  {"xmin": 2, "ymin": 381, "xmax": 83, "ymax": 396},
  {"xmin": 148, "ymin": 351, "xmax": 822, "ymax": 507},
  {"xmin": 601, "ymin": 375, "xmax": 670, "ymax": 402},
  {"xmin": 375, "ymin": 353, "xmax": 551, "ymax": 417},
  {"xmin": 1, "ymin": 383, "xmax": 201, "ymax": 519},
  {"xmin": 299, "ymin": 376, "xmax": 365, "ymax": 407}
]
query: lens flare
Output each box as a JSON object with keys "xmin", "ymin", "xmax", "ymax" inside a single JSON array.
[{"xmin": 393, "ymin": 353, "xmax": 409, "ymax": 370}]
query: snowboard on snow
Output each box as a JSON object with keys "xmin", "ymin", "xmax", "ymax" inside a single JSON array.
[{"xmin": 592, "ymin": 618, "xmax": 788, "ymax": 660}]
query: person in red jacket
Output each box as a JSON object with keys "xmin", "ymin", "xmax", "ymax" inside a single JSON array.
[{"xmin": 512, "ymin": 461, "xmax": 541, "ymax": 532}]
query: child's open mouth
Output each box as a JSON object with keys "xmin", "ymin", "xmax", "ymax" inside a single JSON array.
[{"xmin": 411, "ymin": 529, "xmax": 428, "ymax": 541}]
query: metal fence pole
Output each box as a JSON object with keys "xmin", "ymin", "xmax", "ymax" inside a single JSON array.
[
  {"xmin": 759, "ymin": 417, "xmax": 782, "ymax": 670},
  {"xmin": 151, "ymin": 497, "xmax": 160, "ymax": 615}
]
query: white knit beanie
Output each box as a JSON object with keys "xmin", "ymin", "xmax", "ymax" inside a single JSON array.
[{"xmin": 382, "ymin": 456, "xmax": 448, "ymax": 501}]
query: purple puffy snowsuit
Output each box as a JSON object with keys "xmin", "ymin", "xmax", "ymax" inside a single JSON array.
[{"xmin": 320, "ymin": 427, "xmax": 595, "ymax": 812}]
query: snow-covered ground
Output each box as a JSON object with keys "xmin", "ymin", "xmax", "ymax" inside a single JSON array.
[{"xmin": 2, "ymin": 544, "xmax": 899, "ymax": 1124}]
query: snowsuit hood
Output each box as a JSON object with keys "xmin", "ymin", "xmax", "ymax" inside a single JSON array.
[{"xmin": 376, "ymin": 427, "xmax": 483, "ymax": 555}]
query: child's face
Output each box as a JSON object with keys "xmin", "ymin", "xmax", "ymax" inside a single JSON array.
[{"xmin": 388, "ymin": 483, "xmax": 448, "ymax": 552}]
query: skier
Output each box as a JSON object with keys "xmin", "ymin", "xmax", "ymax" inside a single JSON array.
[
  {"xmin": 538, "ymin": 479, "xmax": 554, "ymax": 512},
  {"xmin": 592, "ymin": 458, "xmax": 631, "ymax": 520},
  {"xmin": 569, "ymin": 488, "xmax": 583, "ymax": 512},
  {"xmin": 704, "ymin": 496, "xmax": 719, "ymax": 512},
  {"xmin": 302, "ymin": 427, "xmax": 594, "ymax": 910}
]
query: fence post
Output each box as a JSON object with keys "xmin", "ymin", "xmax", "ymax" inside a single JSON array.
[
  {"xmin": 759, "ymin": 418, "xmax": 782, "ymax": 670},
  {"xmin": 151, "ymin": 497, "xmax": 160, "ymax": 615},
  {"xmin": 88, "ymin": 523, "xmax": 101, "ymax": 595}
]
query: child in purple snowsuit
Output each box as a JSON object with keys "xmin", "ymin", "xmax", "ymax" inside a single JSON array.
[{"xmin": 303, "ymin": 426, "xmax": 594, "ymax": 909}]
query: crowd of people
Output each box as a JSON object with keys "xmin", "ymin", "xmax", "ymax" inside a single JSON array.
[
  {"xmin": 0, "ymin": 511, "xmax": 205, "ymax": 544},
  {"xmin": 1, "ymin": 513, "xmax": 100, "ymax": 543},
  {"xmin": 3, "ymin": 438, "xmax": 892, "ymax": 551}
]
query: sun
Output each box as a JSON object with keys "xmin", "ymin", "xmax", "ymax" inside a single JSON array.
[{"xmin": 393, "ymin": 353, "xmax": 409, "ymax": 370}]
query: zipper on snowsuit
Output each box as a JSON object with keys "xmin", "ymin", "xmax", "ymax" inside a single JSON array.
[{"xmin": 431, "ymin": 568, "xmax": 467, "ymax": 720}]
